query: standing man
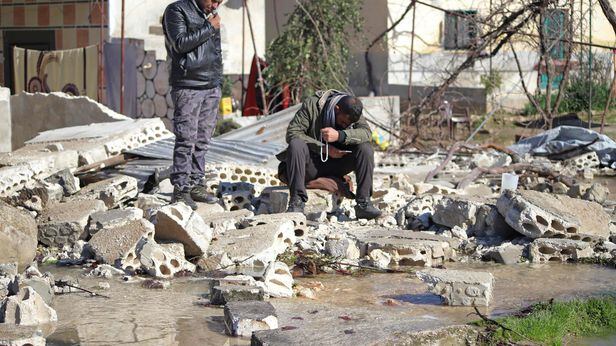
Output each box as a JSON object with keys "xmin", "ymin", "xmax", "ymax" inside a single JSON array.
[
  {"xmin": 277, "ymin": 90, "xmax": 382, "ymax": 220},
  {"xmin": 163, "ymin": 0, "xmax": 223, "ymax": 210}
]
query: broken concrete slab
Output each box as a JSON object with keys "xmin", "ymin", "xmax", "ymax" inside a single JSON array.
[
  {"xmin": 88, "ymin": 219, "xmax": 155, "ymax": 268},
  {"xmin": 241, "ymin": 212, "xmax": 308, "ymax": 238},
  {"xmin": 138, "ymin": 239, "xmax": 195, "ymax": 278},
  {"xmin": 367, "ymin": 249, "xmax": 393, "ymax": 269},
  {"xmin": 50, "ymin": 169, "xmax": 80, "ymax": 195},
  {"xmin": 87, "ymin": 207, "xmax": 144, "ymax": 236},
  {"xmin": 154, "ymin": 203, "xmax": 212, "ymax": 257},
  {"xmin": 529, "ymin": 238, "xmax": 594, "ymax": 263},
  {"xmin": 21, "ymin": 277, "xmax": 54, "ymax": 306},
  {"xmin": 417, "ymin": 268, "xmax": 494, "ymax": 306},
  {"xmin": 38, "ymin": 199, "xmax": 107, "ymax": 247},
  {"xmin": 356, "ymin": 229, "xmax": 457, "ymax": 267},
  {"xmin": 224, "ymin": 301, "xmax": 278, "ymax": 337},
  {"xmin": 324, "ymin": 237, "xmax": 361, "ymax": 260},
  {"xmin": 211, "ymin": 285, "xmax": 265, "ymax": 306},
  {"xmin": 396, "ymin": 195, "xmax": 443, "ymax": 230},
  {"xmin": 0, "ymin": 286, "xmax": 58, "ymax": 325},
  {"xmin": 69, "ymin": 175, "xmax": 138, "ymax": 208},
  {"xmin": 564, "ymin": 151, "xmax": 600, "ymax": 170},
  {"xmin": 207, "ymin": 221, "xmax": 295, "ymax": 268},
  {"xmin": 484, "ymin": 243, "xmax": 525, "ymax": 265},
  {"xmin": 497, "ymin": 190, "xmax": 611, "ymax": 241},
  {"xmin": 206, "ymin": 209, "xmax": 254, "ymax": 237},
  {"xmin": 0, "ymin": 201, "xmax": 38, "ymax": 271},
  {"xmin": 372, "ymin": 188, "xmax": 409, "ymax": 215},
  {"xmin": 262, "ymin": 262, "xmax": 293, "ymax": 298}
]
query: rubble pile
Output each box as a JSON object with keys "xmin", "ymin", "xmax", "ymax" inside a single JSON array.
[{"xmin": 1, "ymin": 109, "xmax": 615, "ymax": 342}]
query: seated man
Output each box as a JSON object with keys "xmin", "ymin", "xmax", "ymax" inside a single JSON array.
[{"xmin": 276, "ymin": 90, "xmax": 382, "ymax": 220}]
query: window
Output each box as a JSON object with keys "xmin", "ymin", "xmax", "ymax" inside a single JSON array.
[
  {"xmin": 444, "ymin": 11, "xmax": 478, "ymax": 50},
  {"xmin": 542, "ymin": 9, "xmax": 569, "ymax": 60}
]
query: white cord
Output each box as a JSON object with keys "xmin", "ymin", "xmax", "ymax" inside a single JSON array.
[{"xmin": 320, "ymin": 134, "xmax": 329, "ymax": 162}]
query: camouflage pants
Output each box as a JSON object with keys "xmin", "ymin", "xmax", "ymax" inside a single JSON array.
[{"xmin": 170, "ymin": 87, "xmax": 221, "ymax": 190}]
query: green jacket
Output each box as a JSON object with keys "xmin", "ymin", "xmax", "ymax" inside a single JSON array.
[{"xmin": 278, "ymin": 92, "xmax": 372, "ymax": 160}]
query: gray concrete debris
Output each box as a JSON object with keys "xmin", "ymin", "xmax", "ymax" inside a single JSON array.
[
  {"xmin": 497, "ymin": 190, "xmax": 611, "ymax": 241},
  {"xmin": 52, "ymin": 169, "xmax": 80, "ymax": 195},
  {"xmin": 21, "ymin": 277, "xmax": 54, "ymax": 305},
  {"xmin": 195, "ymin": 201, "xmax": 226, "ymax": 219},
  {"xmin": 138, "ymin": 239, "xmax": 195, "ymax": 278},
  {"xmin": 88, "ymin": 207, "xmax": 144, "ymax": 237},
  {"xmin": 0, "ymin": 201, "xmax": 38, "ymax": 271},
  {"xmin": 432, "ymin": 195, "xmax": 492, "ymax": 235},
  {"xmin": 88, "ymin": 219, "xmax": 155, "ymax": 269},
  {"xmin": 564, "ymin": 151, "xmax": 600, "ymax": 170},
  {"xmin": 206, "ymin": 209, "xmax": 254, "ymax": 236},
  {"xmin": 529, "ymin": 238, "xmax": 594, "ymax": 263},
  {"xmin": 207, "ymin": 221, "xmax": 295, "ymax": 268},
  {"xmin": 471, "ymin": 151, "xmax": 512, "ymax": 169},
  {"xmin": 220, "ymin": 190, "xmax": 254, "ymax": 211},
  {"xmin": 324, "ymin": 237, "xmax": 361, "ymax": 260},
  {"xmin": 69, "ymin": 175, "xmax": 138, "ymax": 208},
  {"xmin": 241, "ymin": 212, "xmax": 308, "ymax": 238},
  {"xmin": 207, "ymin": 275, "xmax": 259, "ymax": 293},
  {"xmin": 372, "ymin": 188, "xmax": 409, "ymax": 215},
  {"xmin": 210, "ymin": 285, "xmax": 265, "ymax": 306},
  {"xmin": 480, "ymin": 207, "xmax": 520, "ymax": 239},
  {"xmin": 154, "ymin": 203, "xmax": 212, "ymax": 257},
  {"xmin": 0, "ymin": 269, "xmax": 19, "ymax": 299},
  {"xmin": 0, "ymin": 286, "xmax": 58, "ymax": 325},
  {"xmin": 417, "ymin": 268, "xmax": 494, "ymax": 306},
  {"xmin": 358, "ymin": 229, "xmax": 457, "ymax": 267},
  {"xmin": 484, "ymin": 243, "xmax": 525, "ymax": 265},
  {"xmin": 262, "ymin": 261, "xmax": 293, "ymax": 298},
  {"xmin": 396, "ymin": 195, "xmax": 443, "ymax": 230},
  {"xmin": 582, "ymin": 183, "xmax": 609, "ymax": 204},
  {"xmin": 367, "ymin": 249, "xmax": 393, "ymax": 269},
  {"xmin": 135, "ymin": 194, "xmax": 168, "ymax": 219},
  {"xmin": 38, "ymin": 199, "xmax": 107, "ymax": 247},
  {"xmin": 224, "ymin": 301, "xmax": 278, "ymax": 337}
]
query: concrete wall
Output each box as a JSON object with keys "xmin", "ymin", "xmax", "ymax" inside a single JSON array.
[
  {"xmin": 0, "ymin": 87, "xmax": 11, "ymax": 152},
  {"xmin": 10, "ymin": 92, "xmax": 128, "ymax": 150}
]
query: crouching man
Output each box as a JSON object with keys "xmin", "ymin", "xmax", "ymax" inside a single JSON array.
[{"xmin": 276, "ymin": 90, "xmax": 382, "ymax": 220}]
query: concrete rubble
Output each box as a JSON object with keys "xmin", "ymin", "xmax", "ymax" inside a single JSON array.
[
  {"xmin": 154, "ymin": 203, "xmax": 212, "ymax": 257},
  {"xmin": 417, "ymin": 269, "xmax": 494, "ymax": 306},
  {"xmin": 224, "ymin": 301, "xmax": 278, "ymax": 337},
  {"xmin": 37, "ymin": 199, "xmax": 107, "ymax": 247},
  {"xmin": 0, "ymin": 286, "xmax": 58, "ymax": 326}
]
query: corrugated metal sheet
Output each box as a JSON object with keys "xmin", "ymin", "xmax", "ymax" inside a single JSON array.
[{"xmin": 218, "ymin": 104, "xmax": 300, "ymax": 144}]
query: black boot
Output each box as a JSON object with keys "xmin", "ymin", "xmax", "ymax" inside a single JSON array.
[
  {"xmin": 172, "ymin": 186, "xmax": 198, "ymax": 210},
  {"xmin": 355, "ymin": 197, "xmax": 381, "ymax": 220},
  {"xmin": 287, "ymin": 195, "xmax": 305, "ymax": 213},
  {"xmin": 190, "ymin": 183, "xmax": 219, "ymax": 204}
]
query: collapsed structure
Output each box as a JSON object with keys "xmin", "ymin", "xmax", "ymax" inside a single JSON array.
[{"xmin": 0, "ymin": 92, "xmax": 615, "ymax": 344}]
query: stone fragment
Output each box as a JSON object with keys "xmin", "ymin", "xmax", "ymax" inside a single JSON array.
[
  {"xmin": 38, "ymin": 199, "xmax": 107, "ymax": 247},
  {"xmin": 224, "ymin": 301, "xmax": 278, "ymax": 337},
  {"xmin": 368, "ymin": 249, "xmax": 392, "ymax": 269},
  {"xmin": 0, "ymin": 201, "xmax": 38, "ymax": 271},
  {"xmin": 69, "ymin": 175, "xmax": 138, "ymax": 208},
  {"xmin": 210, "ymin": 285, "xmax": 265, "ymax": 305},
  {"xmin": 154, "ymin": 203, "xmax": 212, "ymax": 257},
  {"xmin": 582, "ymin": 183, "xmax": 609, "ymax": 204},
  {"xmin": 551, "ymin": 182, "xmax": 569, "ymax": 195},
  {"xmin": 207, "ymin": 275, "xmax": 259, "ymax": 292},
  {"xmin": 241, "ymin": 212, "xmax": 308, "ymax": 238},
  {"xmin": 529, "ymin": 238, "xmax": 594, "ymax": 263},
  {"xmin": 417, "ymin": 269, "xmax": 494, "ymax": 306},
  {"xmin": 98, "ymin": 282, "xmax": 111, "ymax": 290},
  {"xmin": 397, "ymin": 195, "xmax": 443, "ymax": 230},
  {"xmin": 135, "ymin": 193, "xmax": 168, "ymax": 218},
  {"xmin": 195, "ymin": 201, "xmax": 226, "ymax": 220},
  {"xmin": 0, "ymin": 286, "xmax": 58, "ymax": 325},
  {"xmin": 138, "ymin": 239, "xmax": 195, "ymax": 278},
  {"xmin": 0, "ymin": 268, "xmax": 19, "ymax": 299},
  {"xmin": 497, "ymin": 190, "xmax": 610, "ymax": 240},
  {"xmin": 88, "ymin": 219, "xmax": 155, "ymax": 269},
  {"xmin": 471, "ymin": 152, "xmax": 511, "ymax": 168},
  {"xmin": 88, "ymin": 207, "xmax": 144, "ymax": 236},
  {"xmin": 22, "ymin": 277, "xmax": 54, "ymax": 305},
  {"xmin": 52, "ymin": 169, "xmax": 80, "ymax": 195},
  {"xmin": 207, "ymin": 221, "xmax": 295, "ymax": 268},
  {"xmin": 206, "ymin": 209, "xmax": 253, "ymax": 236},
  {"xmin": 432, "ymin": 196, "xmax": 492, "ymax": 235},
  {"xmin": 484, "ymin": 243, "xmax": 524, "ymax": 265},
  {"xmin": 262, "ymin": 262, "xmax": 293, "ymax": 298},
  {"xmin": 324, "ymin": 237, "xmax": 360, "ymax": 260},
  {"xmin": 372, "ymin": 188, "xmax": 409, "ymax": 215}
]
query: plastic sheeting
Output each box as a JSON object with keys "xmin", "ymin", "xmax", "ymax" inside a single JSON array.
[{"xmin": 508, "ymin": 126, "xmax": 616, "ymax": 168}]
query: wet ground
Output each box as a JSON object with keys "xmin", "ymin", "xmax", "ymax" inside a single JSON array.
[{"xmin": 2, "ymin": 262, "xmax": 615, "ymax": 345}]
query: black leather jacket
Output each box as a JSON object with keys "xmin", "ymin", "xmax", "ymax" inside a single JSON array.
[{"xmin": 163, "ymin": 0, "xmax": 223, "ymax": 89}]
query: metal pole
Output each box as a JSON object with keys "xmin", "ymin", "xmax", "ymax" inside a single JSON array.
[
  {"xmin": 241, "ymin": 3, "xmax": 246, "ymax": 113},
  {"xmin": 243, "ymin": 0, "xmax": 269, "ymax": 115},
  {"xmin": 588, "ymin": 0, "xmax": 593, "ymax": 129},
  {"xmin": 98, "ymin": 0, "xmax": 104, "ymax": 102},
  {"xmin": 408, "ymin": 3, "xmax": 416, "ymax": 105},
  {"xmin": 120, "ymin": 0, "xmax": 125, "ymax": 114}
]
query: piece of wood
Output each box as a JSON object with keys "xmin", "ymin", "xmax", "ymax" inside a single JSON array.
[
  {"xmin": 154, "ymin": 61, "xmax": 170, "ymax": 95},
  {"xmin": 166, "ymin": 92, "xmax": 173, "ymax": 107},
  {"xmin": 141, "ymin": 51, "xmax": 158, "ymax": 80},
  {"xmin": 135, "ymin": 47, "xmax": 145, "ymax": 68},
  {"xmin": 137, "ymin": 72, "xmax": 146, "ymax": 98},
  {"xmin": 145, "ymin": 80, "xmax": 156, "ymax": 99},
  {"xmin": 154, "ymin": 94, "xmax": 168, "ymax": 118},
  {"xmin": 167, "ymin": 107, "xmax": 175, "ymax": 120},
  {"xmin": 74, "ymin": 154, "xmax": 131, "ymax": 174},
  {"xmin": 141, "ymin": 98, "xmax": 156, "ymax": 118}
]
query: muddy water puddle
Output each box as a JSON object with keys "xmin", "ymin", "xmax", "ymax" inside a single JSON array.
[{"xmin": 4, "ymin": 263, "xmax": 616, "ymax": 345}]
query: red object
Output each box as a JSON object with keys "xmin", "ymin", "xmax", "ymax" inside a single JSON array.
[{"xmin": 243, "ymin": 55, "xmax": 267, "ymax": 116}]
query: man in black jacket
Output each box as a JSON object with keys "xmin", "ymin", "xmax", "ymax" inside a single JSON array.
[{"xmin": 163, "ymin": 0, "xmax": 223, "ymax": 210}]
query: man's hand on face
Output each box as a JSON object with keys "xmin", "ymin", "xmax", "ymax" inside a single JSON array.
[
  {"xmin": 209, "ymin": 13, "xmax": 221, "ymax": 29},
  {"xmin": 320, "ymin": 127, "xmax": 339, "ymax": 143},
  {"xmin": 328, "ymin": 146, "xmax": 348, "ymax": 159}
]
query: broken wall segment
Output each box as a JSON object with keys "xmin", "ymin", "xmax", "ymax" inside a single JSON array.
[
  {"xmin": 87, "ymin": 208, "xmax": 144, "ymax": 236},
  {"xmin": 154, "ymin": 203, "xmax": 212, "ymax": 257},
  {"xmin": 10, "ymin": 92, "xmax": 129, "ymax": 150},
  {"xmin": 0, "ymin": 202, "xmax": 38, "ymax": 271},
  {"xmin": 417, "ymin": 269, "xmax": 494, "ymax": 306},
  {"xmin": 37, "ymin": 199, "xmax": 107, "ymax": 247},
  {"xmin": 241, "ymin": 212, "xmax": 308, "ymax": 238},
  {"xmin": 497, "ymin": 190, "xmax": 611, "ymax": 241},
  {"xmin": 138, "ymin": 239, "xmax": 196, "ymax": 278},
  {"xmin": 88, "ymin": 218, "xmax": 155, "ymax": 269},
  {"xmin": 68, "ymin": 175, "xmax": 139, "ymax": 208},
  {"xmin": 431, "ymin": 195, "xmax": 493, "ymax": 235},
  {"xmin": 529, "ymin": 238, "xmax": 594, "ymax": 263}
]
